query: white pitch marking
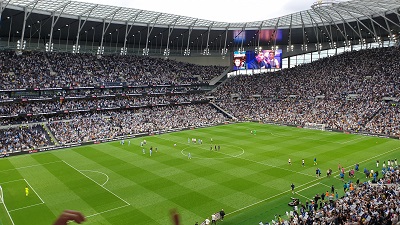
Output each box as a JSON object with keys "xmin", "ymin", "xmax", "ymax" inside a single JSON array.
[
  {"xmin": 80, "ymin": 170, "xmax": 110, "ymax": 186},
  {"xmin": 62, "ymin": 160, "xmax": 130, "ymax": 206}
]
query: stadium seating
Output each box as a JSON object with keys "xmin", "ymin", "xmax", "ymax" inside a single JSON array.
[
  {"xmin": 0, "ymin": 47, "xmax": 399, "ymax": 225},
  {"xmin": 1, "ymin": 47, "xmax": 400, "ymax": 152}
]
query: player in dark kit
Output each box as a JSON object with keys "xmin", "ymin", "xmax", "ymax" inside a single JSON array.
[{"xmin": 219, "ymin": 209, "xmax": 225, "ymax": 221}]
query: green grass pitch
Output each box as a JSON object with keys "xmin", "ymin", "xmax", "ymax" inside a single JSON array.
[{"xmin": 0, "ymin": 122, "xmax": 398, "ymax": 225}]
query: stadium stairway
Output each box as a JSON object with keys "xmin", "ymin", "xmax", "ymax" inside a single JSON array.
[
  {"xmin": 209, "ymin": 102, "xmax": 237, "ymax": 120},
  {"xmin": 208, "ymin": 67, "xmax": 230, "ymax": 86},
  {"xmin": 0, "ymin": 122, "xmax": 58, "ymax": 149},
  {"xmin": 43, "ymin": 54, "xmax": 54, "ymax": 73},
  {"xmin": 363, "ymin": 106, "xmax": 384, "ymax": 126},
  {"xmin": 43, "ymin": 123, "xmax": 60, "ymax": 146}
]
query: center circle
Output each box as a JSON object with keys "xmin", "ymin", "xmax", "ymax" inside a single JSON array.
[{"xmin": 181, "ymin": 144, "xmax": 245, "ymax": 159}]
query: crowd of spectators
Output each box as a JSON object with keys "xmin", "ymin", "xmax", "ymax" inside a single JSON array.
[
  {"xmin": 261, "ymin": 166, "xmax": 400, "ymax": 225},
  {"xmin": 0, "ymin": 50, "xmax": 227, "ymax": 151},
  {"xmin": 0, "ymin": 124, "xmax": 52, "ymax": 153},
  {"xmin": 214, "ymin": 47, "xmax": 400, "ymax": 137},
  {"xmin": 0, "ymin": 50, "xmax": 227, "ymax": 89},
  {"xmin": 365, "ymin": 104, "xmax": 400, "ymax": 137},
  {"xmin": 97, "ymin": 54, "xmax": 225, "ymax": 85},
  {"xmin": 215, "ymin": 47, "xmax": 400, "ymax": 100},
  {"xmin": 0, "ymin": 47, "xmax": 400, "ymax": 225},
  {"xmin": 0, "ymin": 93, "xmax": 208, "ymax": 116},
  {"xmin": 0, "ymin": 84, "xmax": 204, "ymax": 101},
  {"xmin": 0, "ymin": 51, "xmax": 50, "ymax": 89},
  {"xmin": 217, "ymin": 98, "xmax": 389, "ymax": 134},
  {"xmin": 1, "ymin": 46, "xmax": 400, "ymax": 150},
  {"xmin": 46, "ymin": 52, "xmax": 102, "ymax": 87},
  {"xmin": 47, "ymin": 104, "xmax": 227, "ymax": 145}
]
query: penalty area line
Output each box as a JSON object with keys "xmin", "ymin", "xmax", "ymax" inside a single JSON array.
[
  {"xmin": 8, "ymin": 202, "xmax": 44, "ymax": 212},
  {"xmin": 1, "ymin": 161, "xmax": 63, "ymax": 173},
  {"xmin": 86, "ymin": 204, "xmax": 130, "ymax": 218},
  {"xmin": 80, "ymin": 170, "xmax": 110, "ymax": 186},
  {"xmin": 62, "ymin": 160, "xmax": 130, "ymax": 206},
  {"xmin": 0, "ymin": 179, "xmax": 25, "ymax": 185},
  {"xmin": 24, "ymin": 179, "xmax": 45, "ymax": 204}
]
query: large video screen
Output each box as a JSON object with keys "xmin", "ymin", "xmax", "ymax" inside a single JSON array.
[
  {"xmin": 232, "ymin": 49, "xmax": 282, "ymax": 71},
  {"xmin": 233, "ymin": 29, "xmax": 283, "ymax": 44}
]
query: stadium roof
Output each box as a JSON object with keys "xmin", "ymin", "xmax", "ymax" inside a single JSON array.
[
  {"xmin": 1, "ymin": 0, "xmax": 400, "ymax": 54},
  {"xmin": 2, "ymin": 0, "xmax": 399, "ymax": 29}
]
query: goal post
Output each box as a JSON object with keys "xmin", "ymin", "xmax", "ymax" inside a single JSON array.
[
  {"xmin": 0, "ymin": 185, "xmax": 3, "ymax": 204},
  {"xmin": 304, "ymin": 122, "xmax": 326, "ymax": 131},
  {"xmin": 0, "ymin": 185, "xmax": 15, "ymax": 225}
]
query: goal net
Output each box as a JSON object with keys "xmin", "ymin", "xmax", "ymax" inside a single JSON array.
[
  {"xmin": 0, "ymin": 185, "xmax": 4, "ymax": 225},
  {"xmin": 0, "ymin": 185, "xmax": 3, "ymax": 204},
  {"xmin": 0, "ymin": 185, "xmax": 15, "ymax": 225},
  {"xmin": 304, "ymin": 122, "xmax": 326, "ymax": 131}
]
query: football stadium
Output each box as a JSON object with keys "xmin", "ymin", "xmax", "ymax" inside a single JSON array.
[{"xmin": 0, "ymin": 0, "xmax": 399, "ymax": 224}]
